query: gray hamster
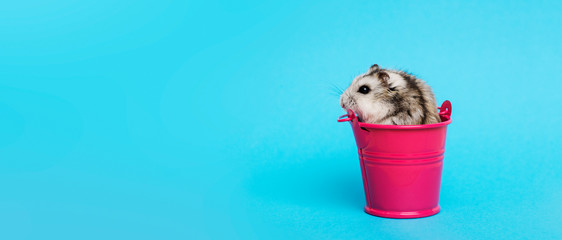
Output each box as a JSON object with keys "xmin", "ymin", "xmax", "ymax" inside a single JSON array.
[{"xmin": 340, "ymin": 64, "xmax": 441, "ymax": 125}]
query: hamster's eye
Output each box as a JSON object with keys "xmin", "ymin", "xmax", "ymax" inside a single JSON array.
[{"xmin": 358, "ymin": 85, "xmax": 370, "ymax": 94}]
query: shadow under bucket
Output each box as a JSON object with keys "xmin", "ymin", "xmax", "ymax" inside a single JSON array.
[{"xmin": 338, "ymin": 100, "xmax": 452, "ymax": 219}]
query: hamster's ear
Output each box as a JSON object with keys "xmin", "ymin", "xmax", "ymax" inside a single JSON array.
[
  {"xmin": 368, "ymin": 64, "xmax": 379, "ymax": 73},
  {"xmin": 378, "ymin": 72, "xmax": 390, "ymax": 87}
]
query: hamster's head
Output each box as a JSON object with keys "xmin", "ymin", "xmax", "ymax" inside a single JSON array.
[{"xmin": 340, "ymin": 64, "xmax": 394, "ymax": 122}]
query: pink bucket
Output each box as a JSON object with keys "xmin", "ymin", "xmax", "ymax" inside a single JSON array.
[{"xmin": 338, "ymin": 100, "xmax": 452, "ymax": 219}]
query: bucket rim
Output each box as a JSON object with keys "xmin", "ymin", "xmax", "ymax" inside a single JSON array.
[
  {"xmin": 338, "ymin": 100, "xmax": 453, "ymax": 130},
  {"xmin": 356, "ymin": 116, "xmax": 451, "ymax": 130}
]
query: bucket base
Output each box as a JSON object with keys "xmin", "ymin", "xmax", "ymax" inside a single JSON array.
[{"xmin": 364, "ymin": 205, "xmax": 440, "ymax": 219}]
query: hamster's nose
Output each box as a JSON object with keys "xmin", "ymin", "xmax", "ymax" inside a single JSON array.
[{"xmin": 340, "ymin": 98, "xmax": 347, "ymax": 109}]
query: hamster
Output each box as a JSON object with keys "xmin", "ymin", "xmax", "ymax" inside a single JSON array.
[{"xmin": 340, "ymin": 64, "xmax": 441, "ymax": 125}]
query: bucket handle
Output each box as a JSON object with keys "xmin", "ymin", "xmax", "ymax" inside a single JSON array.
[
  {"xmin": 438, "ymin": 100, "xmax": 452, "ymax": 118},
  {"xmin": 337, "ymin": 109, "xmax": 356, "ymax": 122}
]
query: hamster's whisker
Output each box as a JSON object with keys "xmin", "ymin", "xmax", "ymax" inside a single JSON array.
[{"xmin": 330, "ymin": 83, "xmax": 344, "ymax": 95}]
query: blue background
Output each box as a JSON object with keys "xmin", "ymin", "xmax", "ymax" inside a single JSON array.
[{"xmin": 1, "ymin": 0, "xmax": 561, "ymax": 239}]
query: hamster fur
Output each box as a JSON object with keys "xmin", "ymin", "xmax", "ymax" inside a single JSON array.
[{"xmin": 340, "ymin": 64, "xmax": 441, "ymax": 125}]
